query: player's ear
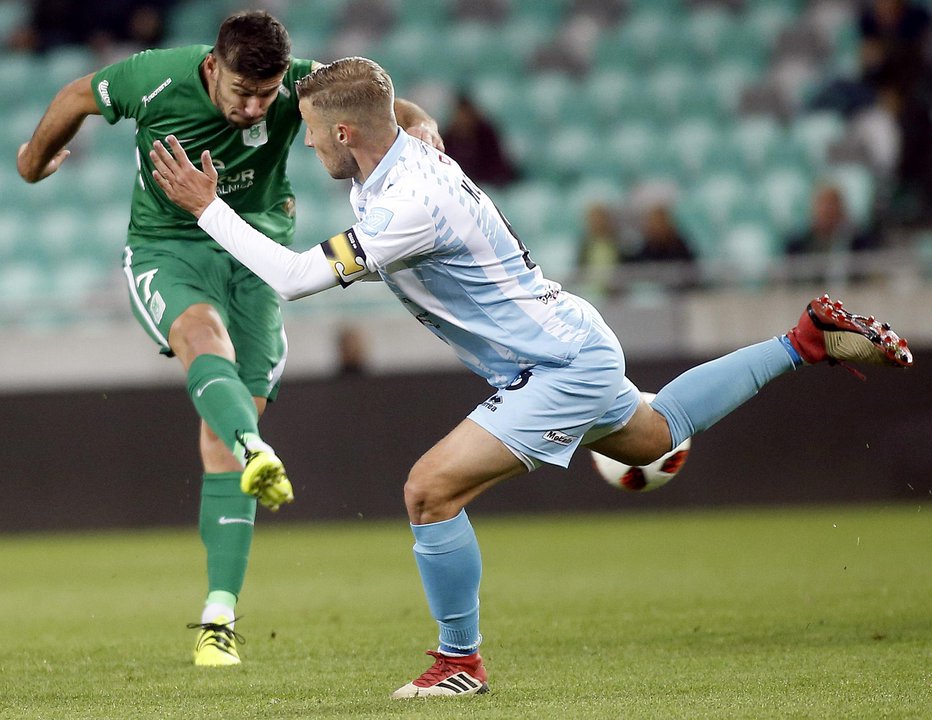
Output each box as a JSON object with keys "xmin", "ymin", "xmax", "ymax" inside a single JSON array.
[
  {"xmin": 336, "ymin": 124, "xmax": 350, "ymax": 145},
  {"xmin": 203, "ymin": 53, "xmax": 218, "ymax": 79}
]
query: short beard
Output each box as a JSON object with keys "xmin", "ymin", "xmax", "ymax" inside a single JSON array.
[{"xmin": 325, "ymin": 156, "xmax": 359, "ymax": 180}]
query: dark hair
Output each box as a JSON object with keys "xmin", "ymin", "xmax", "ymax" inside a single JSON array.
[{"xmin": 214, "ymin": 10, "xmax": 291, "ymax": 79}]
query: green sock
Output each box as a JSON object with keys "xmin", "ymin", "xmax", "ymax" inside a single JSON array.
[
  {"xmin": 186, "ymin": 353, "xmax": 259, "ymax": 460},
  {"xmin": 200, "ymin": 472, "xmax": 257, "ymax": 598}
]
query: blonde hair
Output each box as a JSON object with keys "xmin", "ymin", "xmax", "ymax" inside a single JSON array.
[{"xmin": 296, "ymin": 57, "xmax": 395, "ymax": 125}]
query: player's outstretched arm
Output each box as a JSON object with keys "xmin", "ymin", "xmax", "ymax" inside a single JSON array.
[
  {"xmin": 17, "ymin": 73, "xmax": 101, "ymax": 183},
  {"xmin": 395, "ymin": 98, "xmax": 444, "ymax": 151},
  {"xmin": 151, "ymin": 136, "xmax": 343, "ymax": 300}
]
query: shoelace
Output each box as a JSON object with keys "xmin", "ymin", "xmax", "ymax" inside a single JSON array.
[
  {"xmin": 417, "ymin": 650, "xmax": 474, "ymax": 683},
  {"xmin": 234, "ymin": 430, "xmax": 257, "ymax": 465},
  {"xmin": 186, "ymin": 619, "xmax": 246, "ymax": 646}
]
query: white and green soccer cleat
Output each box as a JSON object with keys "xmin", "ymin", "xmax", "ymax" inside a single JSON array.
[{"xmin": 188, "ymin": 616, "xmax": 243, "ymax": 667}]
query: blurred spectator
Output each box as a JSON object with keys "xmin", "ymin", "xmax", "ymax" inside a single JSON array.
[
  {"xmin": 336, "ymin": 325, "xmax": 369, "ymax": 376},
  {"xmin": 786, "ymin": 184, "xmax": 879, "ymax": 255},
  {"xmin": 812, "ymin": 1, "xmax": 932, "ymax": 223},
  {"xmin": 625, "ymin": 204, "xmax": 696, "ymax": 264},
  {"xmin": 575, "ymin": 202, "xmax": 622, "ymax": 298},
  {"xmin": 785, "ymin": 183, "xmax": 880, "ymax": 286},
  {"xmin": 7, "ymin": 1, "xmax": 177, "ymax": 55},
  {"xmin": 442, "ymin": 94, "xmax": 519, "ymax": 187},
  {"xmin": 859, "ymin": 0, "xmax": 931, "ymax": 98}
]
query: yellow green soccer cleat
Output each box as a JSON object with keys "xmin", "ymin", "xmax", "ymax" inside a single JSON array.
[
  {"xmin": 188, "ymin": 617, "xmax": 243, "ymax": 667},
  {"xmin": 240, "ymin": 449, "xmax": 294, "ymax": 511}
]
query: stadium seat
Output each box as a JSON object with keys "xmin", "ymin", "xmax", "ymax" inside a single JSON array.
[
  {"xmin": 790, "ymin": 111, "xmax": 847, "ymax": 169},
  {"xmin": 720, "ymin": 222, "xmax": 778, "ymax": 284},
  {"xmin": 826, "ymin": 162, "xmax": 875, "ymax": 229},
  {"xmin": 0, "ymin": 261, "xmax": 44, "ymax": 304},
  {"xmin": 731, "ymin": 115, "xmax": 785, "ymax": 176},
  {"xmin": 668, "ymin": 119, "xmax": 722, "ymax": 180},
  {"xmin": 606, "ymin": 123, "xmax": 663, "ymax": 182},
  {"xmin": 686, "ymin": 7, "xmax": 739, "ymax": 62},
  {"xmin": 707, "ymin": 59, "xmax": 763, "ymax": 116},
  {"xmin": 497, "ymin": 180, "xmax": 566, "ymax": 239},
  {"xmin": 756, "ymin": 166, "xmax": 813, "ymax": 239},
  {"xmin": 691, "ymin": 171, "xmax": 751, "ymax": 230}
]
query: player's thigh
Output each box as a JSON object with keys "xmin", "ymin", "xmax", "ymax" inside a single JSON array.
[
  {"xmin": 585, "ymin": 399, "xmax": 673, "ymax": 466},
  {"xmin": 122, "ymin": 242, "xmax": 232, "ymax": 356},
  {"xmin": 227, "ymin": 266, "xmax": 288, "ymax": 401},
  {"xmin": 406, "ymin": 418, "xmax": 528, "ymax": 521}
]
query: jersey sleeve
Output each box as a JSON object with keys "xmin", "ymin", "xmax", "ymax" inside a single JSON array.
[
  {"xmin": 351, "ymin": 191, "xmax": 436, "ymax": 270},
  {"xmin": 92, "ymin": 50, "xmax": 164, "ymax": 124},
  {"xmin": 198, "ymin": 198, "xmax": 344, "ymax": 299}
]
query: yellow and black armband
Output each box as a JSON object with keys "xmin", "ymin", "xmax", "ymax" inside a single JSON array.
[{"xmin": 321, "ymin": 228, "xmax": 369, "ymax": 287}]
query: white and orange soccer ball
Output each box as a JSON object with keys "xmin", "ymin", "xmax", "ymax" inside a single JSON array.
[{"xmin": 590, "ymin": 392, "xmax": 691, "ymax": 492}]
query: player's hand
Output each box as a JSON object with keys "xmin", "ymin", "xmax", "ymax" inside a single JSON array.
[
  {"xmin": 405, "ymin": 122, "xmax": 445, "ymax": 152},
  {"xmin": 150, "ymin": 135, "xmax": 219, "ymax": 218},
  {"xmin": 17, "ymin": 142, "xmax": 71, "ymax": 183}
]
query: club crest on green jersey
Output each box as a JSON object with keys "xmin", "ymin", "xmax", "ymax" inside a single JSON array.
[{"xmin": 242, "ymin": 121, "xmax": 269, "ymax": 147}]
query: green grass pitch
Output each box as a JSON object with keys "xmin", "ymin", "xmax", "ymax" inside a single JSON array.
[{"xmin": 0, "ymin": 504, "xmax": 928, "ymax": 719}]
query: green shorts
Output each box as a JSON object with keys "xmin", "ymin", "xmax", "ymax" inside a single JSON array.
[{"xmin": 122, "ymin": 239, "xmax": 287, "ymax": 400}]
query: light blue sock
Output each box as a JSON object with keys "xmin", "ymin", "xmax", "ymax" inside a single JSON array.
[
  {"xmin": 411, "ymin": 509, "xmax": 482, "ymax": 654},
  {"xmin": 651, "ymin": 338, "xmax": 797, "ymax": 448}
]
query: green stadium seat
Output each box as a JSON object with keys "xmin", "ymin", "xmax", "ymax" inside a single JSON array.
[
  {"xmin": 691, "ymin": 171, "xmax": 751, "ymax": 229},
  {"xmin": 376, "ymin": 26, "xmax": 448, "ymax": 84},
  {"xmin": 756, "ymin": 166, "xmax": 813, "ymax": 238},
  {"xmin": 668, "ymin": 119, "xmax": 723, "ymax": 180},
  {"xmin": 686, "ymin": 7, "xmax": 738, "ymax": 61},
  {"xmin": 527, "ymin": 231, "xmax": 579, "ymax": 282},
  {"xmin": 0, "ymin": 1, "xmax": 27, "ymax": 41},
  {"xmin": 583, "ymin": 68, "xmax": 657, "ymax": 126},
  {"xmin": 731, "ymin": 115, "xmax": 784, "ymax": 176},
  {"xmin": 721, "ymin": 222, "xmax": 778, "ymax": 283},
  {"xmin": 51, "ymin": 258, "xmax": 111, "ymax": 300},
  {"xmin": 707, "ymin": 60, "xmax": 763, "ymax": 115},
  {"xmin": 790, "ymin": 111, "xmax": 847, "ymax": 170},
  {"xmin": 444, "ymin": 21, "xmax": 518, "ymax": 81},
  {"xmin": 616, "ymin": 9, "xmax": 684, "ymax": 69},
  {"xmin": 606, "ymin": 123, "xmax": 662, "ymax": 181},
  {"xmin": 0, "ymin": 261, "xmax": 44, "ymax": 304},
  {"xmin": 826, "ymin": 163, "xmax": 875, "ymax": 229},
  {"xmin": 565, "ymin": 177, "xmax": 625, "ymax": 219},
  {"xmin": 497, "ymin": 180, "xmax": 564, "ymax": 240},
  {"xmin": 42, "ymin": 46, "xmax": 95, "ymax": 88},
  {"xmin": 520, "ymin": 72, "xmax": 576, "ymax": 129},
  {"xmin": 165, "ymin": 1, "xmax": 227, "ymax": 45}
]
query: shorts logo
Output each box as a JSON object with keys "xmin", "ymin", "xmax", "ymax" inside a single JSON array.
[
  {"xmin": 543, "ymin": 430, "xmax": 576, "ymax": 446},
  {"xmin": 148, "ymin": 290, "xmax": 165, "ymax": 324},
  {"xmin": 505, "ymin": 369, "xmax": 532, "ymax": 391},
  {"xmin": 242, "ymin": 120, "xmax": 269, "ymax": 147},
  {"xmin": 481, "ymin": 394, "xmax": 503, "ymax": 412}
]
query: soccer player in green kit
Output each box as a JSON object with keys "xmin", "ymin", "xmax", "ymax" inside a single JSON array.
[{"xmin": 16, "ymin": 10, "xmax": 442, "ymax": 666}]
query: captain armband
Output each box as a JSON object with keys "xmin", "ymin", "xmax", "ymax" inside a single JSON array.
[{"xmin": 321, "ymin": 228, "xmax": 370, "ymax": 287}]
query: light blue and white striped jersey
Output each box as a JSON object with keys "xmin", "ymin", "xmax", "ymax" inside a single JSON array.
[{"xmin": 347, "ymin": 130, "xmax": 594, "ymax": 388}]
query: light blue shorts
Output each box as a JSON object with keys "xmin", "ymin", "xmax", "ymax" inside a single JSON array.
[{"xmin": 467, "ymin": 313, "xmax": 641, "ymax": 470}]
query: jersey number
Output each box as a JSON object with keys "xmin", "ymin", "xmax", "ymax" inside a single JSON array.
[{"xmin": 461, "ymin": 178, "xmax": 537, "ymax": 271}]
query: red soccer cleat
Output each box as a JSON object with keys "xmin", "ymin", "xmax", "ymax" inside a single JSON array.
[
  {"xmin": 391, "ymin": 650, "xmax": 489, "ymax": 699},
  {"xmin": 787, "ymin": 294, "xmax": 913, "ymax": 372}
]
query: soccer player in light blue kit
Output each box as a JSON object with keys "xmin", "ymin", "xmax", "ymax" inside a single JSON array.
[{"xmin": 150, "ymin": 57, "xmax": 914, "ymax": 699}]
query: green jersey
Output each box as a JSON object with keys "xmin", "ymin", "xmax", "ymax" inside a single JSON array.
[{"xmin": 92, "ymin": 45, "xmax": 313, "ymax": 247}]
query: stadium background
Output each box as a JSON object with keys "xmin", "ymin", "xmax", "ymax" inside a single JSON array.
[{"xmin": 1, "ymin": 0, "xmax": 930, "ymax": 531}]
